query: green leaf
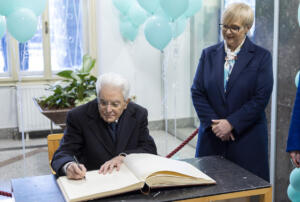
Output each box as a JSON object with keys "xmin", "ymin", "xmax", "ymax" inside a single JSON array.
[
  {"xmin": 57, "ymin": 70, "xmax": 74, "ymax": 79},
  {"xmin": 70, "ymin": 72, "xmax": 81, "ymax": 82},
  {"xmin": 82, "ymin": 54, "xmax": 96, "ymax": 73}
]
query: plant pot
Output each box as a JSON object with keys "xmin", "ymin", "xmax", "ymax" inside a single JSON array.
[{"xmin": 33, "ymin": 98, "xmax": 70, "ymax": 129}]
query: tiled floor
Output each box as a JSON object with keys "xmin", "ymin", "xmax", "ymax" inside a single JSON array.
[{"xmin": 0, "ymin": 129, "xmax": 196, "ymax": 201}]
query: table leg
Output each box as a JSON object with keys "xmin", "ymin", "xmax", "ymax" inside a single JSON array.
[{"xmin": 259, "ymin": 187, "xmax": 272, "ymax": 202}]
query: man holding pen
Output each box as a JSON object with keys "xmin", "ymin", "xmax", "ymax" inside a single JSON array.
[{"xmin": 51, "ymin": 73, "xmax": 157, "ymax": 179}]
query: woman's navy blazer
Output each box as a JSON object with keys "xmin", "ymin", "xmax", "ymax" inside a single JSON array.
[{"xmin": 191, "ymin": 37, "xmax": 273, "ymax": 181}]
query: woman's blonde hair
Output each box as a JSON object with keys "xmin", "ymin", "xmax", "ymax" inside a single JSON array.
[{"xmin": 222, "ymin": 3, "xmax": 254, "ymax": 29}]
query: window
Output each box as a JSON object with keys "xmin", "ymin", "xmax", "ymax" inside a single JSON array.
[
  {"xmin": 0, "ymin": 34, "xmax": 8, "ymax": 75},
  {"xmin": 49, "ymin": 0, "xmax": 83, "ymax": 72},
  {"xmin": 0, "ymin": 0, "xmax": 96, "ymax": 82}
]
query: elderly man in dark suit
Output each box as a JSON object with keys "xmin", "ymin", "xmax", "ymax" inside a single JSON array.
[{"xmin": 51, "ymin": 73, "xmax": 157, "ymax": 179}]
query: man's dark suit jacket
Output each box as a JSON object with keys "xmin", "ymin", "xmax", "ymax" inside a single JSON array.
[
  {"xmin": 191, "ymin": 37, "xmax": 273, "ymax": 181},
  {"xmin": 51, "ymin": 99, "xmax": 157, "ymax": 176}
]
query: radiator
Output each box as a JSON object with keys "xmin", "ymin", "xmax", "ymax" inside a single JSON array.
[{"xmin": 16, "ymin": 84, "xmax": 60, "ymax": 132}]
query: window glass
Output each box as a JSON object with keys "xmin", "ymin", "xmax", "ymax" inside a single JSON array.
[
  {"xmin": 19, "ymin": 17, "xmax": 44, "ymax": 74},
  {"xmin": 0, "ymin": 34, "xmax": 8, "ymax": 75},
  {"xmin": 49, "ymin": 0, "xmax": 83, "ymax": 72}
]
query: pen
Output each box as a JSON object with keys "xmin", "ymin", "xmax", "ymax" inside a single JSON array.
[
  {"xmin": 73, "ymin": 155, "xmax": 86, "ymax": 180},
  {"xmin": 153, "ymin": 191, "xmax": 160, "ymax": 198}
]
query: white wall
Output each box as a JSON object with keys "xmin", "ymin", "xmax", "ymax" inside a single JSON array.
[{"xmin": 96, "ymin": 1, "xmax": 192, "ymax": 121}]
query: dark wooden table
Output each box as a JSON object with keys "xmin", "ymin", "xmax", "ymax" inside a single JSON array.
[{"xmin": 11, "ymin": 156, "xmax": 272, "ymax": 202}]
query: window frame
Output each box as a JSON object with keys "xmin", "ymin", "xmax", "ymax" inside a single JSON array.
[{"xmin": 0, "ymin": 0, "xmax": 98, "ymax": 86}]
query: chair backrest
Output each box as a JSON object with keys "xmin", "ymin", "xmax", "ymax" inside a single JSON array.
[{"xmin": 47, "ymin": 133, "xmax": 63, "ymax": 162}]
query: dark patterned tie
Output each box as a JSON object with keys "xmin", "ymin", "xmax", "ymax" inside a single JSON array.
[{"xmin": 108, "ymin": 122, "xmax": 117, "ymax": 142}]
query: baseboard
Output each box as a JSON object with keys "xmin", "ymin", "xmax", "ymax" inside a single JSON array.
[
  {"xmin": 0, "ymin": 128, "xmax": 18, "ymax": 139},
  {"xmin": 148, "ymin": 117, "xmax": 195, "ymax": 132},
  {"xmin": 16, "ymin": 129, "xmax": 64, "ymax": 139},
  {"xmin": 0, "ymin": 128, "xmax": 64, "ymax": 139}
]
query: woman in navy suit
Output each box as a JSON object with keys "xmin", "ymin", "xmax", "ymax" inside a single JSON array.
[
  {"xmin": 287, "ymin": 78, "xmax": 300, "ymax": 167},
  {"xmin": 191, "ymin": 3, "xmax": 273, "ymax": 181}
]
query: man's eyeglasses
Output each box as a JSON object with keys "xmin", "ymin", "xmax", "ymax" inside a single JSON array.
[
  {"xmin": 98, "ymin": 99, "xmax": 122, "ymax": 108},
  {"xmin": 219, "ymin": 24, "xmax": 240, "ymax": 33}
]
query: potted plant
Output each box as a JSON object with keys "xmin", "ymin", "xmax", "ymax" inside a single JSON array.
[{"xmin": 34, "ymin": 54, "xmax": 97, "ymax": 128}]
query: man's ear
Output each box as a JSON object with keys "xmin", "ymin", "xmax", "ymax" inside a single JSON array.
[{"xmin": 124, "ymin": 98, "xmax": 130, "ymax": 109}]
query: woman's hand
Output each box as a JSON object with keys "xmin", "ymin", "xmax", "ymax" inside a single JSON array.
[
  {"xmin": 290, "ymin": 151, "xmax": 300, "ymax": 167},
  {"xmin": 211, "ymin": 119, "xmax": 235, "ymax": 141},
  {"xmin": 98, "ymin": 155, "xmax": 125, "ymax": 175}
]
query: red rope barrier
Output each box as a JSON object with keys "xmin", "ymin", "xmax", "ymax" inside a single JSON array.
[
  {"xmin": 166, "ymin": 128, "xmax": 199, "ymax": 158},
  {"xmin": 0, "ymin": 191, "xmax": 12, "ymax": 197}
]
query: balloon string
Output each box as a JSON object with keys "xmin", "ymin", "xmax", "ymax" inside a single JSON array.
[
  {"xmin": 19, "ymin": 43, "xmax": 27, "ymax": 177},
  {"xmin": 172, "ymin": 38, "xmax": 177, "ymax": 142},
  {"xmin": 161, "ymin": 49, "xmax": 169, "ymax": 156}
]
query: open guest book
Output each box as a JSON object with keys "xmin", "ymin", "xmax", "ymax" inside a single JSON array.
[{"xmin": 56, "ymin": 153, "xmax": 216, "ymax": 202}]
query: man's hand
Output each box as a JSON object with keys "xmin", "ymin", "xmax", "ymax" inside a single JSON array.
[
  {"xmin": 66, "ymin": 162, "xmax": 87, "ymax": 180},
  {"xmin": 211, "ymin": 119, "xmax": 234, "ymax": 141},
  {"xmin": 290, "ymin": 151, "xmax": 300, "ymax": 167},
  {"xmin": 98, "ymin": 155, "xmax": 125, "ymax": 175}
]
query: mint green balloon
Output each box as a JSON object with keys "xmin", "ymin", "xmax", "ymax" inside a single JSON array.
[
  {"xmin": 7, "ymin": 8, "xmax": 38, "ymax": 43},
  {"xmin": 290, "ymin": 168, "xmax": 300, "ymax": 191},
  {"xmin": 171, "ymin": 17, "xmax": 187, "ymax": 38},
  {"xmin": 295, "ymin": 71, "xmax": 300, "ymax": 88},
  {"xmin": 0, "ymin": 16, "xmax": 6, "ymax": 39},
  {"xmin": 160, "ymin": 0, "xmax": 189, "ymax": 21},
  {"xmin": 120, "ymin": 20, "xmax": 138, "ymax": 41},
  {"xmin": 288, "ymin": 184, "xmax": 300, "ymax": 202},
  {"xmin": 0, "ymin": 0, "xmax": 17, "ymax": 16},
  {"xmin": 144, "ymin": 16, "xmax": 172, "ymax": 50},
  {"xmin": 119, "ymin": 14, "xmax": 130, "ymax": 22},
  {"xmin": 20, "ymin": 0, "xmax": 47, "ymax": 16},
  {"xmin": 113, "ymin": 0, "xmax": 134, "ymax": 15},
  {"xmin": 0, "ymin": 0, "xmax": 47, "ymax": 17},
  {"xmin": 184, "ymin": 0, "xmax": 202, "ymax": 18},
  {"xmin": 137, "ymin": 0, "xmax": 160, "ymax": 14},
  {"xmin": 128, "ymin": 2, "xmax": 148, "ymax": 27},
  {"xmin": 154, "ymin": 7, "xmax": 168, "ymax": 19}
]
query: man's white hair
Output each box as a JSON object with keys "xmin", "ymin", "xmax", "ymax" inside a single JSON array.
[{"xmin": 96, "ymin": 72, "xmax": 130, "ymax": 100}]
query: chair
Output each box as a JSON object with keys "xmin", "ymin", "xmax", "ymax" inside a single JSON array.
[{"xmin": 47, "ymin": 133, "xmax": 63, "ymax": 174}]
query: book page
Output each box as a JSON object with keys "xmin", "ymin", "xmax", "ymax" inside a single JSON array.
[
  {"xmin": 57, "ymin": 164, "xmax": 143, "ymax": 202},
  {"xmin": 124, "ymin": 153, "xmax": 215, "ymax": 184},
  {"xmin": 145, "ymin": 173, "xmax": 213, "ymax": 188}
]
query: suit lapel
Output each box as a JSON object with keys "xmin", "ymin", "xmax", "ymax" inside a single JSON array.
[
  {"xmin": 225, "ymin": 37, "xmax": 255, "ymax": 95},
  {"xmin": 211, "ymin": 43, "xmax": 226, "ymax": 102},
  {"xmin": 86, "ymin": 100, "xmax": 115, "ymax": 155},
  {"xmin": 116, "ymin": 103, "xmax": 136, "ymax": 154}
]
